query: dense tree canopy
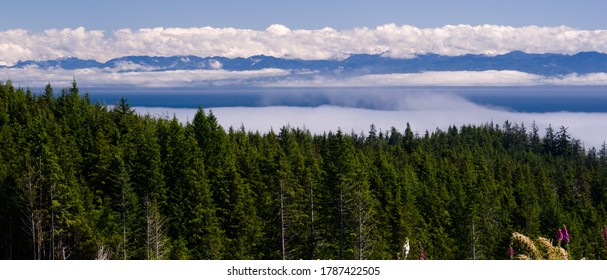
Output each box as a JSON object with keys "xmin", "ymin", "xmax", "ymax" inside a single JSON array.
[{"xmin": 1, "ymin": 81, "xmax": 607, "ymax": 259}]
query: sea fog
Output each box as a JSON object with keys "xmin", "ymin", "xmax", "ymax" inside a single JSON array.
[{"xmin": 91, "ymin": 86, "xmax": 607, "ymax": 149}]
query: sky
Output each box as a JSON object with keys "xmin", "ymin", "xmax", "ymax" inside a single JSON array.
[
  {"xmin": 2, "ymin": 0, "xmax": 607, "ymax": 31},
  {"xmin": 2, "ymin": 0, "xmax": 607, "ymax": 66},
  {"xmin": 2, "ymin": 0, "xmax": 607, "ymax": 85}
]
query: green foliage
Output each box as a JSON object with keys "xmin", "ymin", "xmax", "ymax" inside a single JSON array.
[{"xmin": 1, "ymin": 81, "xmax": 607, "ymax": 259}]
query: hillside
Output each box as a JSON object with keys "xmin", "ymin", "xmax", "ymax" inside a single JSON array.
[{"xmin": 1, "ymin": 80, "xmax": 607, "ymax": 259}]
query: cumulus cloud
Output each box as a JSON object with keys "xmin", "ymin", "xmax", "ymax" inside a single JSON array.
[
  {"xmin": 1, "ymin": 24, "xmax": 607, "ymax": 66},
  {"xmin": 134, "ymin": 97, "xmax": 607, "ymax": 149},
  {"xmin": 0, "ymin": 27, "xmax": 109, "ymax": 65}
]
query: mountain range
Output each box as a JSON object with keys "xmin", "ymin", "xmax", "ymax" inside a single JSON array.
[{"xmin": 3, "ymin": 51, "xmax": 607, "ymax": 76}]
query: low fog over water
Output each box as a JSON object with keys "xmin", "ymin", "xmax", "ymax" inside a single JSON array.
[{"xmin": 97, "ymin": 86, "xmax": 607, "ymax": 149}]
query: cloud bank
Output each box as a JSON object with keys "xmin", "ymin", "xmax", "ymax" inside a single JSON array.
[
  {"xmin": 5, "ymin": 66, "xmax": 607, "ymax": 88},
  {"xmin": 276, "ymin": 71, "xmax": 607, "ymax": 87},
  {"xmin": 1, "ymin": 66, "xmax": 290, "ymax": 87},
  {"xmin": 134, "ymin": 94, "xmax": 607, "ymax": 149},
  {"xmin": 2, "ymin": 24, "xmax": 607, "ymax": 66}
]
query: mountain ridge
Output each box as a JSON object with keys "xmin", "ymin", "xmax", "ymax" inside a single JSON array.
[{"xmin": 3, "ymin": 51, "xmax": 607, "ymax": 76}]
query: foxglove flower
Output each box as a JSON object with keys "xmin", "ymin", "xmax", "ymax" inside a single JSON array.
[
  {"xmin": 403, "ymin": 238, "xmax": 410, "ymax": 260},
  {"xmin": 562, "ymin": 224, "xmax": 570, "ymax": 244},
  {"xmin": 508, "ymin": 245, "xmax": 515, "ymax": 259},
  {"xmin": 556, "ymin": 228, "xmax": 563, "ymax": 243},
  {"xmin": 418, "ymin": 242, "xmax": 425, "ymax": 260}
]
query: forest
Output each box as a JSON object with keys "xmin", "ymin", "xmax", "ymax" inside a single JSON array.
[{"xmin": 1, "ymin": 80, "xmax": 607, "ymax": 260}]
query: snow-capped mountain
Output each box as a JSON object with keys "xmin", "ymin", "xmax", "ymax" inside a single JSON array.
[{"xmin": 4, "ymin": 51, "xmax": 607, "ymax": 76}]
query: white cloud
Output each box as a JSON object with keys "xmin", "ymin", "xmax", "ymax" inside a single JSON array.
[
  {"xmin": 4, "ymin": 67, "xmax": 607, "ymax": 87},
  {"xmin": 274, "ymin": 71, "xmax": 542, "ymax": 87},
  {"xmin": 273, "ymin": 71, "xmax": 607, "ymax": 87},
  {"xmin": 109, "ymin": 61, "xmax": 158, "ymax": 72},
  {"xmin": 134, "ymin": 98, "xmax": 607, "ymax": 149},
  {"xmin": 1, "ymin": 24, "xmax": 607, "ymax": 66},
  {"xmin": 0, "ymin": 27, "xmax": 109, "ymax": 65},
  {"xmin": 543, "ymin": 73, "xmax": 607, "ymax": 86},
  {"xmin": 209, "ymin": 60, "xmax": 223, "ymax": 70},
  {"xmin": 1, "ymin": 66, "xmax": 290, "ymax": 87}
]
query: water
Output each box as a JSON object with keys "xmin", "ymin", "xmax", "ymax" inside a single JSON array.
[
  {"xmin": 83, "ymin": 86, "xmax": 607, "ymax": 113},
  {"xmin": 78, "ymin": 85, "xmax": 607, "ymax": 148},
  {"xmin": 459, "ymin": 87, "xmax": 607, "ymax": 112}
]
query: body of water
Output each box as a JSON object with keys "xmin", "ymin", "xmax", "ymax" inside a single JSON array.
[
  {"xmin": 86, "ymin": 86, "xmax": 607, "ymax": 113},
  {"xmin": 77, "ymin": 86, "xmax": 607, "ymax": 148}
]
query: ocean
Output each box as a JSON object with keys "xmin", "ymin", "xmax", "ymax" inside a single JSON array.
[
  {"xmin": 71, "ymin": 86, "xmax": 607, "ymax": 148},
  {"xmin": 85, "ymin": 86, "xmax": 607, "ymax": 113}
]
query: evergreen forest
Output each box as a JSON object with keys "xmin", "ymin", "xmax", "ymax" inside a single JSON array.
[{"xmin": 2, "ymin": 80, "xmax": 607, "ymax": 260}]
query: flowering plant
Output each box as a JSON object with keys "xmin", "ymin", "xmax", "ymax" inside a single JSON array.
[
  {"xmin": 562, "ymin": 224, "xmax": 570, "ymax": 244},
  {"xmin": 556, "ymin": 228, "xmax": 563, "ymax": 244},
  {"xmin": 402, "ymin": 238, "xmax": 410, "ymax": 260},
  {"xmin": 418, "ymin": 242, "xmax": 425, "ymax": 260}
]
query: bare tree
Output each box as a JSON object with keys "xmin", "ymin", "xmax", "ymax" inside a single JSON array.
[
  {"xmin": 96, "ymin": 244, "xmax": 110, "ymax": 260},
  {"xmin": 146, "ymin": 196, "xmax": 167, "ymax": 260},
  {"xmin": 56, "ymin": 237, "xmax": 70, "ymax": 260},
  {"xmin": 23, "ymin": 162, "xmax": 45, "ymax": 260},
  {"xmin": 308, "ymin": 183, "xmax": 316, "ymax": 260},
  {"xmin": 121, "ymin": 188, "xmax": 127, "ymax": 260},
  {"xmin": 50, "ymin": 181, "xmax": 55, "ymax": 260},
  {"xmin": 471, "ymin": 221, "xmax": 477, "ymax": 260},
  {"xmin": 339, "ymin": 184, "xmax": 344, "ymax": 260},
  {"xmin": 279, "ymin": 183, "xmax": 286, "ymax": 260},
  {"xmin": 353, "ymin": 180, "xmax": 374, "ymax": 260}
]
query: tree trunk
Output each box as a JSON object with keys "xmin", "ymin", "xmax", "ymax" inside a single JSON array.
[
  {"xmin": 50, "ymin": 182, "xmax": 55, "ymax": 260},
  {"xmin": 122, "ymin": 189, "xmax": 127, "ymax": 260},
  {"xmin": 146, "ymin": 196, "xmax": 166, "ymax": 260},
  {"xmin": 309, "ymin": 183, "xmax": 315, "ymax": 260},
  {"xmin": 26, "ymin": 167, "xmax": 37, "ymax": 260},
  {"xmin": 280, "ymin": 183, "xmax": 286, "ymax": 260},
  {"xmin": 339, "ymin": 186, "xmax": 344, "ymax": 260},
  {"xmin": 358, "ymin": 191, "xmax": 363, "ymax": 260},
  {"xmin": 472, "ymin": 221, "xmax": 476, "ymax": 260}
]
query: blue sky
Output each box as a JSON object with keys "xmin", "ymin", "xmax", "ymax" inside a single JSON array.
[{"xmin": 2, "ymin": 0, "xmax": 606, "ymax": 31}]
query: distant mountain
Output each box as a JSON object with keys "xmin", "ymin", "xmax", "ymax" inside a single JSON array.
[
  {"xmin": 6, "ymin": 51, "xmax": 607, "ymax": 76},
  {"xmin": 11, "ymin": 57, "xmax": 104, "ymax": 70}
]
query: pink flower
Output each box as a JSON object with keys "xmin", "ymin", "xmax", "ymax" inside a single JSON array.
[
  {"xmin": 419, "ymin": 242, "xmax": 425, "ymax": 260},
  {"xmin": 508, "ymin": 245, "xmax": 515, "ymax": 258},
  {"xmin": 556, "ymin": 228, "xmax": 563, "ymax": 243},
  {"xmin": 562, "ymin": 224, "xmax": 570, "ymax": 244}
]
